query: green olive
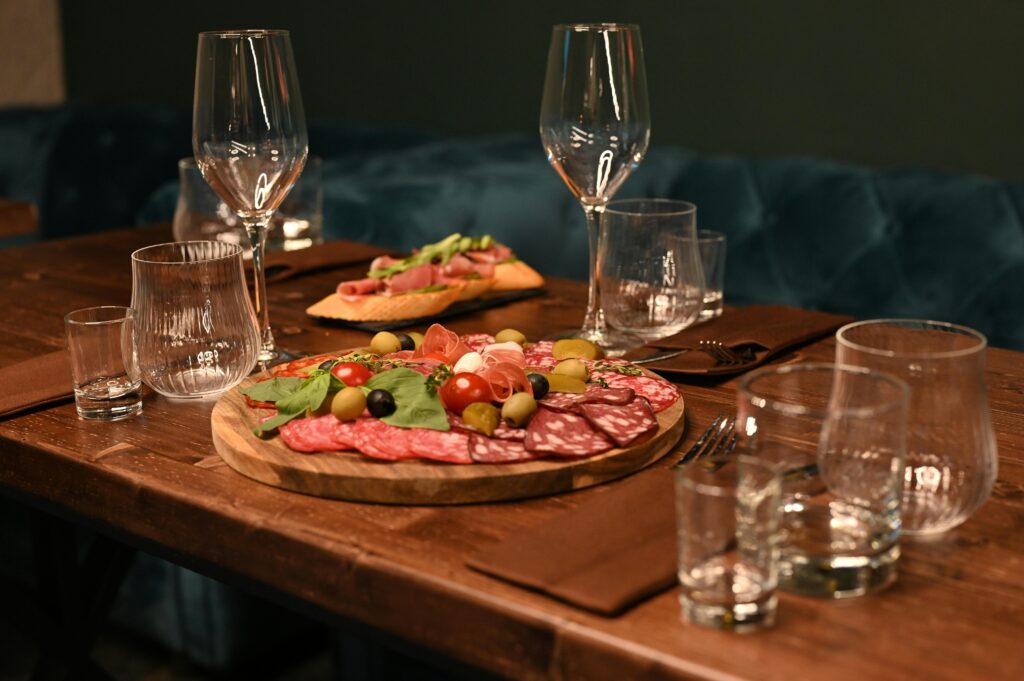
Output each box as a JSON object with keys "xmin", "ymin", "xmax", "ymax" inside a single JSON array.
[
  {"xmin": 462, "ymin": 402, "xmax": 500, "ymax": 436},
  {"xmin": 553, "ymin": 358, "xmax": 589, "ymax": 382},
  {"xmin": 494, "ymin": 328, "xmax": 528, "ymax": 346},
  {"xmin": 331, "ymin": 386, "xmax": 367, "ymax": 421},
  {"xmin": 552, "ymin": 338, "xmax": 602, "ymax": 360},
  {"xmin": 407, "ymin": 331, "xmax": 425, "ymax": 349},
  {"xmin": 501, "ymin": 392, "xmax": 538, "ymax": 428},
  {"xmin": 370, "ymin": 331, "xmax": 402, "ymax": 355}
]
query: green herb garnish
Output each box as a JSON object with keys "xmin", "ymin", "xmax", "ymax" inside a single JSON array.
[
  {"xmin": 592, "ymin": 361, "xmax": 644, "ymax": 377},
  {"xmin": 363, "ymin": 367, "xmax": 449, "ymax": 431}
]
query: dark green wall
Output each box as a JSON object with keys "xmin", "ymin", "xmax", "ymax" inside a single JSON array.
[{"xmin": 62, "ymin": 0, "xmax": 1024, "ymax": 180}]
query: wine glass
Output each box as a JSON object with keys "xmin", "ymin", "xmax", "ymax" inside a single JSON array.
[
  {"xmin": 540, "ymin": 23, "xmax": 651, "ymax": 347},
  {"xmin": 193, "ymin": 29, "xmax": 308, "ymax": 362}
]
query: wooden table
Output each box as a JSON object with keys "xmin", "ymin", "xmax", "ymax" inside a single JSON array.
[{"xmin": 2, "ymin": 225, "xmax": 1023, "ymax": 681}]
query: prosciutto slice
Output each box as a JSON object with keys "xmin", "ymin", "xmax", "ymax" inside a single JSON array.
[{"xmin": 337, "ymin": 278, "xmax": 381, "ymax": 296}]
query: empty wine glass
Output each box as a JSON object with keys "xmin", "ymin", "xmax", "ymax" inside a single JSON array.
[
  {"xmin": 193, "ymin": 29, "xmax": 308, "ymax": 362},
  {"xmin": 540, "ymin": 23, "xmax": 651, "ymax": 348}
]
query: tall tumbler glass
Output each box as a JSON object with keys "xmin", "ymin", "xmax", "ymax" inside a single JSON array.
[
  {"xmin": 598, "ymin": 199, "xmax": 705, "ymax": 352},
  {"xmin": 836, "ymin": 320, "xmax": 998, "ymax": 535},
  {"xmin": 736, "ymin": 363, "xmax": 909, "ymax": 598},
  {"xmin": 131, "ymin": 241, "xmax": 260, "ymax": 398}
]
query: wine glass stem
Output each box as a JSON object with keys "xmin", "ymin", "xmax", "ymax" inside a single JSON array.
[
  {"xmin": 243, "ymin": 218, "xmax": 276, "ymax": 362},
  {"xmin": 582, "ymin": 203, "xmax": 606, "ymax": 335}
]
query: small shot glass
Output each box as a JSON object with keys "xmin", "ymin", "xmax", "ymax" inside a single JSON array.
[
  {"xmin": 674, "ymin": 456, "xmax": 782, "ymax": 632},
  {"xmin": 64, "ymin": 306, "xmax": 143, "ymax": 421},
  {"xmin": 695, "ymin": 230, "xmax": 726, "ymax": 320}
]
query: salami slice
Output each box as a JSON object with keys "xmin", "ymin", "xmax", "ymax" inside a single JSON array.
[
  {"xmin": 448, "ymin": 414, "xmax": 528, "ymax": 441},
  {"xmin": 279, "ymin": 415, "xmax": 359, "ymax": 453},
  {"xmin": 408, "ymin": 428, "xmax": 472, "ymax": 464},
  {"xmin": 591, "ymin": 372, "xmax": 680, "ymax": 413},
  {"xmin": 468, "ymin": 434, "xmax": 541, "ymax": 463},
  {"xmin": 579, "ymin": 397, "xmax": 658, "ymax": 448},
  {"xmin": 524, "ymin": 407, "xmax": 613, "ymax": 458},
  {"xmin": 350, "ymin": 419, "xmax": 417, "ymax": 460},
  {"xmin": 278, "ymin": 417, "xmax": 323, "ymax": 453},
  {"xmin": 539, "ymin": 385, "xmax": 636, "ymax": 412},
  {"xmin": 462, "ymin": 333, "xmax": 496, "ymax": 352}
]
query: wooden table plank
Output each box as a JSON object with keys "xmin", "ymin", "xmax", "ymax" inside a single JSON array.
[{"xmin": 2, "ymin": 225, "xmax": 1023, "ymax": 681}]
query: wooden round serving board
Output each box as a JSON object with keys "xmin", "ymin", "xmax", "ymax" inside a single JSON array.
[{"xmin": 211, "ymin": 379, "xmax": 685, "ymax": 505}]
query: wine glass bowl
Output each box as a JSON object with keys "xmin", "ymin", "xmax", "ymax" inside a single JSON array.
[
  {"xmin": 193, "ymin": 29, "xmax": 308, "ymax": 362},
  {"xmin": 540, "ymin": 23, "xmax": 651, "ymax": 346}
]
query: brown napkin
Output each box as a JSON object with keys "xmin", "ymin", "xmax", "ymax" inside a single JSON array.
[
  {"xmin": 628, "ymin": 304, "xmax": 854, "ymax": 376},
  {"xmin": 467, "ymin": 470, "xmax": 677, "ymax": 615},
  {"xmin": 0, "ymin": 349, "xmax": 73, "ymax": 418},
  {"xmin": 256, "ymin": 240, "xmax": 394, "ymax": 284}
]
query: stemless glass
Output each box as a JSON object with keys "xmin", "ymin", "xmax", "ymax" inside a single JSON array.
[
  {"xmin": 598, "ymin": 199, "xmax": 704, "ymax": 350},
  {"xmin": 193, "ymin": 29, "xmax": 308, "ymax": 362},
  {"xmin": 540, "ymin": 23, "xmax": 650, "ymax": 347},
  {"xmin": 836, "ymin": 320, "xmax": 998, "ymax": 535},
  {"xmin": 131, "ymin": 242, "xmax": 260, "ymax": 398}
]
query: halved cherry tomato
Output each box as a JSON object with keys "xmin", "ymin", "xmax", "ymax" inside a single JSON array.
[
  {"xmin": 330, "ymin": 362, "xmax": 373, "ymax": 387},
  {"xmin": 439, "ymin": 372, "xmax": 493, "ymax": 415}
]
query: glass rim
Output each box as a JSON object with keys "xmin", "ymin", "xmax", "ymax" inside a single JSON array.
[
  {"xmin": 695, "ymin": 229, "xmax": 726, "ymax": 242},
  {"xmin": 603, "ymin": 198, "xmax": 697, "ymax": 218},
  {"xmin": 64, "ymin": 305, "xmax": 133, "ymax": 326},
  {"xmin": 178, "ymin": 154, "xmax": 321, "ymax": 170},
  {"xmin": 675, "ymin": 454, "xmax": 781, "ymax": 497},
  {"xmin": 737, "ymin": 361, "xmax": 909, "ymax": 420},
  {"xmin": 836, "ymin": 318, "xmax": 988, "ymax": 359},
  {"xmin": 553, "ymin": 23, "xmax": 640, "ymax": 32},
  {"xmin": 131, "ymin": 241, "xmax": 245, "ymax": 265},
  {"xmin": 198, "ymin": 29, "xmax": 289, "ymax": 38}
]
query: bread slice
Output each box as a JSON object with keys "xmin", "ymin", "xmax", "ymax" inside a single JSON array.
[
  {"xmin": 455, "ymin": 276, "xmax": 496, "ymax": 301},
  {"xmin": 492, "ymin": 260, "xmax": 545, "ymax": 291},
  {"xmin": 306, "ymin": 285, "xmax": 464, "ymax": 321}
]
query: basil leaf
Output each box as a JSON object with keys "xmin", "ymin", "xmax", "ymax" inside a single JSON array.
[
  {"xmin": 252, "ymin": 372, "xmax": 332, "ymax": 435},
  {"xmin": 364, "ymin": 367, "xmax": 450, "ymax": 431},
  {"xmin": 240, "ymin": 377, "xmax": 304, "ymax": 403}
]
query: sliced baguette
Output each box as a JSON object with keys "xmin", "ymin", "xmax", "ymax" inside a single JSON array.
[
  {"xmin": 306, "ymin": 284, "xmax": 464, "ymax": 321},
  {"xmin": 455, "ymin": 276, "xmax": 496, "ymax": 301},
  {"xmin": 492, "ymin": 260, "xmax": 545, "ymax": 291}
]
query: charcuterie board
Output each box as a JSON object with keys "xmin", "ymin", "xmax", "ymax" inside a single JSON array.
[{"xmin": 210, "ymin": 384, "xmax": 685, "ymax": 505}]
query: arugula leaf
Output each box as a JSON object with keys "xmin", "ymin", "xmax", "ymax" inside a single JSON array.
[
  {"xmin": 364, "ymin": 367, "xmax": 450, "ymax": 431},
  {"xmin": 240, "ymin": 377, "xmax": 305, "ymax": 403}
]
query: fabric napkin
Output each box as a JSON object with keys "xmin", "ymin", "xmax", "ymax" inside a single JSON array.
[
  {"xmin": 628, "ymin": 304, "xmax": 854, "ymax": 376},
  {"xmin": 467, "ymin": 469, "xmax": 678, "ymax": 615},
  {"xmin": 0, "ymin": 349, "xmax": 73, "ymax": 418},
  {"xmin": 257, "ymin": 240, "xmax": 394, "ymax": 284}
]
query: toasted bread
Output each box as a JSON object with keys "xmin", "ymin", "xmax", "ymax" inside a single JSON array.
[
  {"xmin": 492, "ymin": 260, "xmax": 545, "ymax": 291},
  {"xmin": 306, "ymin": 285, "xmax": 464, "ymax": 321},
  {"xmin": 455, "ymin": 276, "xmax": 496, "ymax": 301}
]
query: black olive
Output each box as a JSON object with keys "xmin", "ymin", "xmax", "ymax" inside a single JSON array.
[
  {"xmin": 318, "ymin": 359, "xmax": 335, "ymax": 371},
  {"xmin": 396, "ymin": 333, "xmax": 415, "ymax": 351},
  {"xmin": 366, "ymin": 389, "xmax": 397, "ymax": 418},
  {"xmin": 527, "ymin": 373, "xmax": 549, "ymax": 400}
]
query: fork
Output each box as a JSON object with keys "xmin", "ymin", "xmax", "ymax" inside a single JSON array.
[
  {"xmin": 697, "ymin": 340, "xmax": 747, "ymax": 366},
  {"xmin": 673, "ymin": 414, "xmax": 737, "ymax": 467}
]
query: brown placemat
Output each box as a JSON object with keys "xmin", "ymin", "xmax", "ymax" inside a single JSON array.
[
  {"xmin": 627, "ymin": 305, "xmax": 854, "ymax": 376},
  {"xmin": 258, "ymin": 240, "xmax": 394, "ymax": 284},
  {"xmin": 0, "ymin": 349, "xmax": 73, "ymax": 418},
  {"xmin": 467, "ymin": 469, "xmax": 677, "ymax": 615}
]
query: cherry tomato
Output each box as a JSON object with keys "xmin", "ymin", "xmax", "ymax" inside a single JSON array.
[
  {"xmin": 421, "ymin": 351, "xmax": 451, "ymax": 363},
  {"xmin": 439, "ymin": 372, "xmax": 493, "ymax": 415},
  {"xmin": 330, "ymin": 362, "xmax": 373, "ymax": 387}
]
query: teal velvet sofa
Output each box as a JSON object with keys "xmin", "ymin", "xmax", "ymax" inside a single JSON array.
[{"xmin": 5, "ymin": 105, "xmax": 1024, "ymax": 670}]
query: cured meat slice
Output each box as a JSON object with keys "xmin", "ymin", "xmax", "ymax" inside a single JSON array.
[
  {"xmin": 524, "ymin": 407, "xmax": 613, "ymax": 458},
  {"xmin": 462, "ymin": 333, "xmax": 495, "ymax": 352},
  {"xmin": 591, "ymin": 372, "xmax": 680, "ymax": 413},
  {"xmin": 408, "ymin": 428, "xmax": 472, "ymax": 464},
  {"xmin": 350, "ymin": 418, "xmax": 417, "ymax": 460},
  {"xmin": 523, "ymin": 340, "xmax": 554, "ymax": 362},
  {"xmin": 468, "ymin": 434, "xmax": 541, "ymax": 463},
  {"xmin": 278, "ymin": 417, "xmax": 323, "ymax": 453},
  {"xmin": 538, "ymin": 391, "xmax": 586, "ymax": 412},
  {"xmin": 579, "ymin": 397, "xmax": 658, "ymax": 448},
  {"xmin": 539, "ymin": 385, "xmax": 636, "ymax": 412},
  {"xmin": 279, "ymin": 415, "xmax": 359, "ymax": 453},
  {"xmin": 448, "ymin": 414, "xmax": 527, "ymax": 441}
]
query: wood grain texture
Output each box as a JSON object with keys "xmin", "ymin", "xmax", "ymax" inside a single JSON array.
[
  {"xmin": 2, "ymin": 225, "xmax": 1023, "ymax": 681},
  {"xmin": 211, "ymin": 380, "xmax": 685, "ymax": 504}
]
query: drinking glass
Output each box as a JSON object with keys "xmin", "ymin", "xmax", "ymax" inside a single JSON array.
[
  {"xmin": 598, "ymin": 199, "xmax": 704, "ymax": 350},
  {"xmin": 131, "ymin": 242, "xmax": 261, "ymax": 398},
  {"xmin": 675, "ymin": 455, "xmax": 782, "ymax": 632},
  {"xmin": 193, "ymin": 30, "xmax": 308, "ymax": 362},
  {"xmin": 64, "ymin": 306, "xmax": 143, "ymax": 420},
  {"xmin": 736, "ymin": 363, "xmax": 909, "ymax": 598},
  {"xmin": 836, "ymin": 319, "xmax": 998, "ymax": 535},
  {"xmin": 540, "ymin": 23, "xmax": 650, "ymax": 347},
  {"xmin": 693, "ymin": 230, "xmax": 726, "ymax": 320}
]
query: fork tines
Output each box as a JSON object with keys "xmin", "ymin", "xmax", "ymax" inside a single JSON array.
[
  {"xmin": 674, "ymin": 414, "xmax": 738, "ymax": 468},
  {"xmin": 698, "ymin": 340, "xmax": 746, "ymax": 366}
]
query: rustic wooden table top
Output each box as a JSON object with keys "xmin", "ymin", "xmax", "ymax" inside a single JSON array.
[{"xmin": 2, "ymin": 225, "xmax": 1023, "ymax": 681}]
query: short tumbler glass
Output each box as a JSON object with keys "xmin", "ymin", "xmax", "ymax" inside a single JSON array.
[
  {"xmin": 675, "ymin": 456, "xmax": 782, "ymax": 633},
  {"xmin": 736, "ymin": 363, "xmax": 909, "ymax": 598},
  {"xmin": 598, "ymin": 199, "xmax": 705, "ymax": 347},
  {"xmin": 131, "ymin": 241, "xmax": 260, "ymax": 398},
  {"xmin": 64, "ymin": 306, "xmax": 143, "ymax": 420},
  {"xmin": 693, "ymin": 230, "xmax": 726, "ymax": 320}
]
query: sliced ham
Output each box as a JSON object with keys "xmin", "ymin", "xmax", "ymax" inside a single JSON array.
[
  {"xmin": 337, "ymin": 277, "xmax": 381, "ymax": 296},
  {"xmin": 382, "ymin": 262, "xmax": 435, "ymax": 294}
]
